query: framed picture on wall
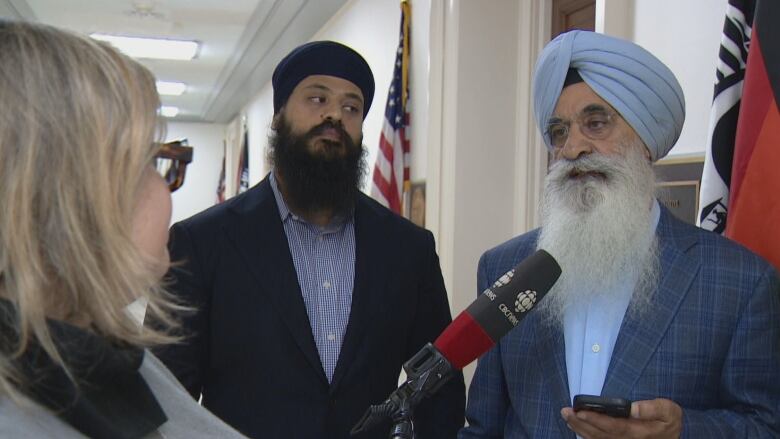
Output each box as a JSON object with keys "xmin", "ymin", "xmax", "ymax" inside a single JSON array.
[
  {"xmin": 653, "ymin": 154, "xmax": 705, "ymax": 225},
  {"xmin": 405, "ymin": 180, "xmax": 426, "ymax": 228}
]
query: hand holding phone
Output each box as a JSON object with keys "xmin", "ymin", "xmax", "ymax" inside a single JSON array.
[{"xmin": 572, "ymin": 394, "xmax": 632, "ymax": 418}]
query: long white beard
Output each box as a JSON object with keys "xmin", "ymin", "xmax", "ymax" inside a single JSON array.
[{"xmin": 536, "ymin": 142, "xmax": 660, "ymax": 326}]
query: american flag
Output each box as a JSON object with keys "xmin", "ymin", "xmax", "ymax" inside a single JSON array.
[{"xmin": 370, "ymin": 0, "xmax": 411, "ymax": 214}]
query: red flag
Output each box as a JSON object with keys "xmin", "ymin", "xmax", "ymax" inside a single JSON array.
[
  {"xmin": 236, "ymin": 128, "xmax": 249, "ymax": 195},
  {"xmin": 216, "ymin": 139, "xmax": 227, "ymax": 203},
  {"xmin": 370, "ymin": 0, "xmax": 411, "ymax": 214},
  {"xmin": 725, "ymin": 0, "xmax": 780, "ymax": 269},
  {"xmin": 216, "ymin": 151, "xmax": 226, "ymax": 203}
]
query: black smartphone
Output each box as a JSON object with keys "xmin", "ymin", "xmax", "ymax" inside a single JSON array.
[{"xmin": 572, "ymin": 394, "xmax": 632, "ymax": 418}]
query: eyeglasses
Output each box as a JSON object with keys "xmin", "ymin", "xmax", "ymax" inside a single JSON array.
[
  {"xmin": 154, "ymin": 140, "xmax": 193, "ymax": 192},
  {"xmin": 545, "ymin": 109, "xmax": 618, "ymax": 149}
]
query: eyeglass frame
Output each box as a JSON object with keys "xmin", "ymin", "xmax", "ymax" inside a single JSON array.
[
  {"xmin": 154, "ymin": 140, "xmax": 193, "ymax": 192},
  {"xmin": 544, "ymin": 104, "xmax": 619, "ymax": 149}
]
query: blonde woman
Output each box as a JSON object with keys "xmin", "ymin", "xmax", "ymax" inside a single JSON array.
[{"xmin": 0, "ymin": 21, "xmax": 245, "ymax": 438}]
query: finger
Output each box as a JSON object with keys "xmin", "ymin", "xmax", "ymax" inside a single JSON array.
[
  {"xmin": 631, "ymin": 398, "xmax": 675, "ymax": 421},
  {"xmin": 562, "ymin": 409, "xmax": 611, "ymax": 439},
  {"xmin": 575, "ymin": 409, "xmax": 629, "ymax": 433}
]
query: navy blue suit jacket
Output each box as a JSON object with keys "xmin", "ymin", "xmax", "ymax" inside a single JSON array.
[
  {"xmin": 154, "ymin": 177, "xmax": 465, "ymax": 438},
  {"xmin": 460, "ymin": 206, "xmax": 780, "ymax": 438}
]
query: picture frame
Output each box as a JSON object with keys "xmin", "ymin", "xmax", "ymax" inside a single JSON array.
[
  {"xmin": 653, "ymin": 154, "xmax": 705, "ymax": 225},
  {"xmin": 405, "ymin": 180, "xmax": 426, "ymax": 228}
]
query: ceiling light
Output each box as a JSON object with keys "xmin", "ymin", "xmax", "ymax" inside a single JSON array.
[
  {"xmin": 156, "ymin": 81, "xmax": 187, "ymax": 96},
  {"xmin": 159, "ymin": 106, "xmax": 179, "ymax": 118},
  {"xmin": 91, "ymin": 33, "xmax": 199, "ymax": 60}
]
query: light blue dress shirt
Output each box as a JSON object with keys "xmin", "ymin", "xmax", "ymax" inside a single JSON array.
[
  {"xmin": 270, "ymin": 173, "xmax": 355, "ymax": 382},
  {"xmin": 564, "ymin": 200, "xmax": 661, "ymax": 401}
]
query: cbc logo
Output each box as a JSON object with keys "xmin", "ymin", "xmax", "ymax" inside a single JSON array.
[{"xmin": 514, "ymin": 290, "xmax": 537, "ymax": 313}]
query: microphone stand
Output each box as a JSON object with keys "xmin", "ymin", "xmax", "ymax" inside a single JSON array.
[{"xmin": 351, "ymin": 343, "xmax": 453, "ymax": 439}]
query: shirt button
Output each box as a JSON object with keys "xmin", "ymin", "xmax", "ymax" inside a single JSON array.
[
  {"xmin": 327, "ymin": 333, "xmax": 336, "ymax": 341},
  {"xmin": 323, "ymin": 281, "xmax": 331, "ymax": 289},
  {"xmin": 591, "ymin": 344, "xmax": 601, "ymax": 353},
  {"xmin": 316, "ymin": 236, "xmax": 324, "ymax": 242}
]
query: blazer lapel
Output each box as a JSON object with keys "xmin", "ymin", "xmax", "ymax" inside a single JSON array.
[
  {"xmin": 512, "ymin": 230, "xmax": 575, "ymax": 437},
  {"xmin": 330, "ymin": 196, "xmax": 390, "ymax": 392},
  {"xmin": 533, "ymin": 317, "xmax": 576, "ymax": 438},
  {"xmin": 225, "ymin": 178, "xmax": 327, "ymax": 384},
  {"xmin": 602, "ymin": 209, "xmax": 699, "ymax": 397}
]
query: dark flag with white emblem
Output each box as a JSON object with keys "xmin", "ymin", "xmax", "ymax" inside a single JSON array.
[
  {"xmin": 699, "ymin": 0, "xmax": 780, "ymax": 270},
  {"xmin": 370, "ymin": 0, "xmax": 411, "ymax": 214},
  {"xmin": 698, "ymin": 0, "xmax": 755, "ymax": 234}
]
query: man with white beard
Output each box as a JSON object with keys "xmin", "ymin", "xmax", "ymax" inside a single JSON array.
[{"xmin": 460, "ymin": 30, "xmax": 780, "ymax": 439}]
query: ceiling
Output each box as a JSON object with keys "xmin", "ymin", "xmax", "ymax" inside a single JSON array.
[{"xmin": 0, "ymin": 0, "xmax": 347, "ymax": 123}]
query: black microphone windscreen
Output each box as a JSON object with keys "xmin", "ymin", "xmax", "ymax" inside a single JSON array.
[{"xmin": 465, "ymin": 249, "xmax": 561, "ymax": 342}]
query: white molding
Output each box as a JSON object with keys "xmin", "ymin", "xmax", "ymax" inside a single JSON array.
[
  {"xmin": 425, "ymin": 0, "xmax": 444, "ymax": 249},
  {"xmin": 512, "ymin": 0, "xmax": 552, "ymax": 235},
  {"xmin": 432, "ymin": 0, "xmax": 460, "ymax": 298},
  {"xmin": 596, "ymin": 0, "xmax": 635, "ymax": 39}
]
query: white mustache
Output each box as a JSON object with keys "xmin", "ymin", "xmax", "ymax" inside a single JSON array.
[{"xmin": 550, "ymin": 153, "xmax": 627, "ymax": 182}]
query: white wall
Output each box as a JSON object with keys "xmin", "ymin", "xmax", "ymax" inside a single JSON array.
[
  {"xmin": 243, "ymin": 0, "xmax": 431, "ymax": 190},
  {"xmin": 632, "ymin": 0, "xmax": 727, "ymax": 157},
  {"xmin": 165, "ymin": 121, "xmax": 226, "ymax": 223},
  {"xmin": 245, "ymin": 82, "xmax": 274, "ymax": 185}
]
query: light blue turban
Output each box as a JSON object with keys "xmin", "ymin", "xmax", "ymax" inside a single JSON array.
[{"xmin": 533, "ymin": 30, "xmax": 685, "ymax": 161}]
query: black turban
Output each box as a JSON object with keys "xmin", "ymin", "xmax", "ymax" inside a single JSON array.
[{"xmin": 272, "ymin": 40, "xmax": 375, "ymax": 119}]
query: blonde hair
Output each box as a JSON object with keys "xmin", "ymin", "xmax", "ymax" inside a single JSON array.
[{"xmin": 0, "ymin": 20, "xmax": 182, "ymax": 399}]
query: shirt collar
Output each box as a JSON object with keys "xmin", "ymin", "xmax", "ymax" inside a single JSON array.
[{"xmin": 269, "ymin": 171, "xmax": 292, "ymax": 221}]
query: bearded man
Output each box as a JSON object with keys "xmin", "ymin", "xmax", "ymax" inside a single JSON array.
[
  {"xmin": 154, "ymin": 41, "xmax": 465, "ymax": 439},
  {"xmin": 460, "ymin": 30, "xmax": 780, "ymax": 439}
]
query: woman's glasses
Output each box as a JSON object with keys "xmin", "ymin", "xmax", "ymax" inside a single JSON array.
[{"xmin": 155, "ymin": 141, "xmax": 193, "ymax": 192}]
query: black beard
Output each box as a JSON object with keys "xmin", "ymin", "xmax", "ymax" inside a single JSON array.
[{"xmin": 269, "ymin": 115, "xmax": 366, "ymax": 218}]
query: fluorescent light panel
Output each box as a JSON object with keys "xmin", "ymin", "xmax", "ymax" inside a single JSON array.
[
  {"xmin": 91, "ymin": 33, "xmax": 199, "ymax": 60},
  {"xmin": 156, "ymin": 81, "xmax": 187, "ymax": 96},
  {"xmin": 159, "ymin": 106, "xmax": 179, "ymax": 118}
]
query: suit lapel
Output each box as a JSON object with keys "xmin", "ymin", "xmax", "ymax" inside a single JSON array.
[
  {"xmin": 602, "ymin": 209, "xmax": 699, "ymax": 397},
  {"xmin": 532, "ymin": 317, "xmax": 576, "ymax": 438},
  {"xmin": 224, "ymin": 178, "xmax": 327, "ymax": 384},
  {"xmin": 330, "ymin": 196, "xmax": 390, "ymax": 392}
]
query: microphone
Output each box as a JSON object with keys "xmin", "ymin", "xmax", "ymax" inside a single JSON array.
[{"xmin": 351, "ymin": 249, "xmax": 561, "ymax": 438}]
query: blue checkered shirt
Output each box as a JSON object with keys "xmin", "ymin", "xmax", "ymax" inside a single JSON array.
[{"xmin": 270, "ymin": 173, "xmax": 355, "ymax": 382}]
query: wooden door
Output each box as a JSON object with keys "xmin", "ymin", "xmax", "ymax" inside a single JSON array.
[{"xmin": 552, "ymin": 0, "xmax": 596, "ymax": 38}]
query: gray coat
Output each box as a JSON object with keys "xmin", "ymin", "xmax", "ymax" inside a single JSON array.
[{"xmin": 0, "ymin": 351, "xmax": 246, "ymax": 438}]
